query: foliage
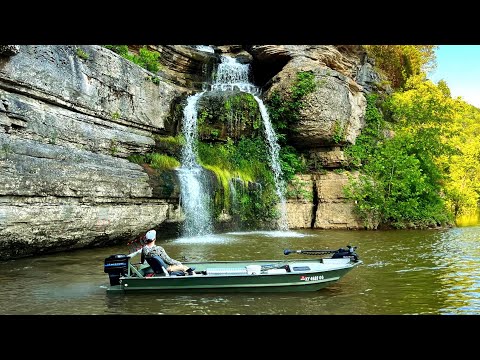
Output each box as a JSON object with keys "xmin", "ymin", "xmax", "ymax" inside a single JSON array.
[
  {"xmin": 385, "ymin": 75, "xmax": 459, "ymax": 186},
  {"xmin": 224, "ymin": 92, "xmax": 262, "ymax": 130},
  {"xmin": 440, "ymin": 101, "xmax": 480, "ymax": 217},
  {"xmin": 109, "ymin": 138, "xmax": 118, "ymax": 156},
  {"xmin": 279, "ymin": 145, "xmax": 307, "ymax": 182},
  {"xmin": 332, "ymin": 120, "xmax": 345, "ymax": 144},
  {"xmin": 344, "ymin": 94, "xmax": 387, "ymax": 168},
  {"xmin": 266, "ymin": 71, "xmax": 317, "ymax": 141},
  {"xmin": 198, "ymin": 137, "xmax": 268, "ymax": 184},
  {"xmin": 154, "ymin": 135, "xmax": 185, "ymax": 158},
  {"xmin": 347, "ymin": 74, "xmax": 480, "ymax": 226},
  {"xmin": 456, "ymin": 210, "xmax": 480, "ymax": 227},
  {"xmin": 127, "ymin": 152, "xmax": 180, "ymax": 170},
  {"xmin": 127, "ymin": 154, "xmax": 145, "ymax": 164},
  {"xmin": 149, "ymin": 153, "xmax": 180, "ymax": 170},
  {"xmin": 286, "ymin": 177, "xmax": 313, "ymax": 201},
  {"xmin": 203, "ymin": 164, "xmax": 234, "ymax": 210},
  {"xmin": 75, "ymin": 48, "xmax": 89, "ymax": 60},
  {"xmin": 135, "ymin": 47, "xmax": 161, "ymax": 72},
  {"xmin": 155, "ymin": 135, "xmax": 185, "ymax": 147},
  {"xmin": 146, "ymin": 75, "xmax": 161, "ymax": 85},
  {"xmin": 363, "ymin": 45, "xmax": 438, "ymax": 89},
  {"xmin": 344, "ymin": 88, "xmax": 455, "ymax": 228},
  {"xmin": 104, "ymin": 45, "xmax": 161, "ymax": 73},
  {"xmin": 104, "ymin": 45, "xmax": 129, "ymax": 57},
  {"xmin": 197, "ymin": 137, "xmax": 279, "ymax": 225},
  {"xmin": 344, "ymin": 133, "xmax": 453, "ymax": 229},
  {"xmin": 230, "ymin": 182, "xmax": 280, "ymax": 229},
  {"xmin": 197, "ymin": 92, "xmax": 262, "ymax": 141}
]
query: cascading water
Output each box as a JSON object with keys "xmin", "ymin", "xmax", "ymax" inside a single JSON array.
[
  {"xmin": 212, "ymin": 55, "xmax": 288, "ymax": 230},
  {"xmin": 253, "ymin": 96, "xmax": 288, "ymax": 230},
  {"xmin": 177, "ymin": 92, "xmax": 213, "ymax": 237},
  {"xmin": 178, "ymin": 52, "xmax": 289, "ymax": 236},
  {"xmin": 211, "ymin": 56, "xmax": 259, "ymax": 94},
  {"xmin": 193, "ymin": 45, "xmax": 215, "ymax": 54}
]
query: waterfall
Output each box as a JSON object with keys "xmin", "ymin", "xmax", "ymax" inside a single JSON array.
[
  {"xmin": 211, "ymin": 56, "xmax": 259, "ymax": 95},
  {"xmin": 212, "ymin": 55, "xmax": 288, "ymax": 230},
  {"xmin": 193, "ymin": 45, "xmax": 215, "ymax": 53},
  {"xmin": 253, "ymin": 96, "xmax": 288, "ymax": 230},
  {"xmin": 178, "ymin": 53, "xmax": 288, "ymax": 235},
  {"xmin": 177, "ymin": 92, "xmax": 213, "ymax": 237}
]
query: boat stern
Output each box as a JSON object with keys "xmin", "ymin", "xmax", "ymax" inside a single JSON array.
[{"xmin": 104, "ymin": 254, "xmax": 129, "ymax": 286}]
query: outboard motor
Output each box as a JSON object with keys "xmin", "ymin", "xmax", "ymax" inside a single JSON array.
[
  {"xmin": 104, "ymin": 254, "xmax": 129, "ymax": 286},
  {"xmin": 332, "ymin": 245, "xmax": 359, "ymax": 262}
]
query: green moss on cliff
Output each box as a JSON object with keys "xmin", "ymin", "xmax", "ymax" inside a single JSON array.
[
  {"xmin": 127, "ymin": 152, "xmax": 179, "ymax": 170},
  {"xmin": 104, "ymin": 45, "xmax": 161, "ymax": 73},
  {"xmin": 266, "ymin": 71, "xmax": 317, "ymax": 138},
  {"xmin": 197, "ymin": 92, "xmax": 262, "ymax": 141},
  {"xmin": 197, "ymin": 137, "xmax": 280, "ymax": 227}
]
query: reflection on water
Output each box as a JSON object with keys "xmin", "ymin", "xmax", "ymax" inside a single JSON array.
[
  {"xmin": 434, "ymin": 227, "xmax": 480, "ymax": 314},
  {"xmin": 227, "ymin": 230, "xmax": 311, "ymax": 238},
  {"xmin": 0, "ymin": 226, "xmax": 479, "ymax": 314},
  {"xmin": 173, "ymin": 234, "xmax": 232, "ymax": 244}
]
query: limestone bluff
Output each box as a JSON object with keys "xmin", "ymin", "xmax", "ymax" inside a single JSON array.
[{"xmin": 0, "ymin": 45, "xmax": 382, "ymax": 260}]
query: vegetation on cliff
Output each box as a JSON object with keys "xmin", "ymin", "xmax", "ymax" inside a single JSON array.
[
  {"xmin": 128, "ymin": 136, "xmax": 184, "ymax": 170},
  {"xmin": 193, "ymin": 91, "xmax": 306, "ymax": 228},
  {"xmin": 344, "ymin": 46, "xmax": 480, "ymax": 228},
  {"xmin": 197, "ymin": 138, "xmax": 279, "ymax": 228},
  {"xmin": 364, "ymin": 45, "xmax": 438, "ymax": 89},
  {"xmin": 266, "ymin": 71, "xmax": 317, "ymax": 144},
  {"xmin": 104, "ymin": 45, "xmax": 161, "ymax": 84},
  {"xmin": 125, "ymin": 45, "xmax": 479, "ymax": 230}
]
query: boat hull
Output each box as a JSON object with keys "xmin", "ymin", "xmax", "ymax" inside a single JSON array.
[{"xmin": 106, "ymin": 259, "xmax": 362, "ymax": 294}]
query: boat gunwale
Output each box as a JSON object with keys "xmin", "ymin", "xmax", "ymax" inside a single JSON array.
[
  {"xmin": 121, "ymin": 260, "xmax": 362, "ymax": 280},
  {"xmin": 125, "ymin": 258, "xmax": 363, "ymax": 280}
]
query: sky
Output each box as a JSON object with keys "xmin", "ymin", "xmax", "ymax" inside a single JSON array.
[{"xmin": 428, "ymin": 45, "xmax": 480, "ymax": 108}]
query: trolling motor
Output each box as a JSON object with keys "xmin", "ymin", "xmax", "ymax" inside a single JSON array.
[
  {"xmin": 331, "ymin": 245, "xmax": 359, "ymax": 262},
  {"xmin": 284, "ymin": 245, "xmax": 359, "ymax": 262}
]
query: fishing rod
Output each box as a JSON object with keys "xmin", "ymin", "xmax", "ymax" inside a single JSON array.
[{"xmin": 127, "ymin": 235, "xmax": 148, "ymax": 253}]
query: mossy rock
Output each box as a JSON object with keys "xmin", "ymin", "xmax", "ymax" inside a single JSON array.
[{"xmin": 196, "ymin": 90, "xmax": 263, "ymax": 141}]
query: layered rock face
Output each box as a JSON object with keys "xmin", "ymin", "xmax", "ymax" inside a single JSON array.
[
  {"xmin": 248, "ymin": 45, "xmax": 376, "ymax": 229},
  {"xmin": 285, "ymin": 172, "xmax": 362, "ymax": 230},
  {"xmin": 150, "ymin": 45, "xmax": 217, "ymax": 90},
  {"xmin": 0, "ymin": 45, "xmax": 185, "ymax": 259},
  {"xmin": 250, "ymin": 45, "xmax": 370, "ymax": 167},
  {"xmin": 1, "ymin": 44, "xmax": 376, "ymax": 260}
]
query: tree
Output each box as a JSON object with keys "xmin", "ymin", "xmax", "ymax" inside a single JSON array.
[{"xmin": 364, "ymin": 45, "xmax": 438, "ymax": 89}]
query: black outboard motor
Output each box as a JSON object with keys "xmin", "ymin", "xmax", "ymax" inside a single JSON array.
[
  {"xmin": 332, "ymin": 245, "xmax": 359, "ymax": 262},
  {"xmin": 104, "ymin": 254, "xmax": 129, "ymax": 286}
]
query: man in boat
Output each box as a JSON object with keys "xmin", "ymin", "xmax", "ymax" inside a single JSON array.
[{"xmin": 142, "ymin": 230, "xmax": 196, "ymax": 275}]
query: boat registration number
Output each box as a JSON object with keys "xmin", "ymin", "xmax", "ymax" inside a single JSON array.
[{"xmin": 300, "ymin": 275, "xmax": 324, "ymax": 281}]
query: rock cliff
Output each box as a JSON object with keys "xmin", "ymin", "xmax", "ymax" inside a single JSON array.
[
  {"xmin": 0, "ymin": 44, "xmax": 380, "ymax": 259},
  {"xmin": 0, "ymin": 45, "xmax": 185, "ymax": 259}
]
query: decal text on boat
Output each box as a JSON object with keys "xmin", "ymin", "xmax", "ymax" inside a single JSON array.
[{"xmin": 300, "ymin": 275, "xmax": 324, "ymax": 281}]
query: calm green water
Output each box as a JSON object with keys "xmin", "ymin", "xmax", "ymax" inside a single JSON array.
[{"xmin": 1, "ymin": 226, "xmax": 479, "ymax": 315}]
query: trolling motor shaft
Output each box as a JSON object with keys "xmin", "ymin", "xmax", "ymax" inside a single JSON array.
[{"xmin": 284, "ymin": 245, "xmax": 359, "ymax": 262}]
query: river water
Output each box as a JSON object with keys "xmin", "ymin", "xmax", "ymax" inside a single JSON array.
[{"xmin": 1, "ymin": 226, "xmax": 479, "ymax": 315}]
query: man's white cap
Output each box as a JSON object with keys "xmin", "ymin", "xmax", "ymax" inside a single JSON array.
[{"xmin": 145, "ymin": 229, "xmax": 156, "ymax": 240}]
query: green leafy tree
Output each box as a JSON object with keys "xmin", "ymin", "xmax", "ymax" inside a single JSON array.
[
  {"xmin": 344, "ymin": 78, "xmax": 456, "ymax": 228},
  {"xmin": 364, "ymin": 45, "xmax": 438, "ymax": 89}
]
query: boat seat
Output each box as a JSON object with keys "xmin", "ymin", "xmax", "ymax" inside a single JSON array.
[{"xmin": 145, "ymin": 255, "xmax": 185, "ymax": 276}]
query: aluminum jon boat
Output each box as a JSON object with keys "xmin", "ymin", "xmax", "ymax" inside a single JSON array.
[{"xmin": 103, "ymin": 245, "xmax": 362, "ymax": 293}]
